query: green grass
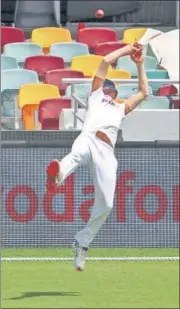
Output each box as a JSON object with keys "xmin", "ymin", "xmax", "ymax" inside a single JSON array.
[
  {"xmin": 2, "ymin": 247, "xmax": 179, "ymax": 257},
  {"xmin": 2, "ymin": 249, "xmax": 179, "ymax": 308}
]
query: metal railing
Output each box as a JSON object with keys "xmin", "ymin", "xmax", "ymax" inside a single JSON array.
[{"xmin": 62, "ymin": 78, "xmax": 180, "ymax": 129}]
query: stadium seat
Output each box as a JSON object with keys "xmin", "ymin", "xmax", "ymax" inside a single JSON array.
[
  {"xmin": 45, "ymin": 69, "xmax": 84, "ymax": 96},
  {"xmin": 1, "ymin": 26, "xmax": 25, "ymax": 51},
  {"xmin": 18, "ymin": 84, "xmax": 60, "ymax": 130},
  {"xmin": 24, "ymin": 55, "xmax": 65, "ymax": 81},
  {"xmin": 145, "ymin": 70, "xmax": 169, "ymax": 92},
  {"xmin": 31, "ymin": 27, "xmax": 72, "ymax": 54},
  {"xmin": 50, "ymin": 42, "xmax": 89, "ymax": 65},
  {"xmin": 1, "ymin": 69, "xmax": 39, "ymax": 128},
  {"xmin": 91, "ymin": 69, "xmax": 131, "ymax": 85},
  {"xmin": 59, "ymin": 108, "xmax": 86, "ymax": 129},
  {"xmin": 71, "ymin": 55, "xmax": 112, "ymax": 77},
  {"xmin": 137, "ymin": 96, "xmax": 170, "ymax": 109},
  {"xmin": 65, "ymin": 82, "xmax": 150, "ymax": 102},
  {"xmin": 143, "ymin": 56, "xmax": 158, "ymax": 70},
  {"xmin": 116, "ymin": 56, "xmax": 138, "ymax": 77},
  {"xmin": 94, "ymin": 42, "xmax": 127, "ymax": 56},
  {"xmin": 171, "ymin": 99, "xmax": 180, "ymax": 109},
  {"xmin": 1, "ymin": 55, "xmax": 18, "ymax": 70},
  {"xmin": 65, "ymin": 84, "xmax": 91, "ymax": 99},
  {"xmin": 3, "ymin": 42, "xmax": 43, "ymax": 67},
  {"xmin": 116, "ymin": 56, "xmax": 158, "ymax": 77},
  {"xmin": 157, "ymin": 85, "xmax": 178, "ymax": 96},
  {"xmin": 39, "ymin": 98, "xmax": 71, "ymax": 130},
  {"xmin": 104, "ymin": 70, "xmax": 131, "ymax": 81},
  {"xmin": 94, "ymin": 41, "xmax": 148, "ymax": 59},
  {"xmin": 77, "ymin": 28, "xmax": 118, "ymax": 51},
  {"xmin": 157, "ymin": 85, "xmax": 179, "ymax": 109},
  {"xmin": 123, "ymin": 28, "xmax": 147, "ymax": 44},
  {"xmin": 116, "ymin": 84, "xmax": 153, "ymax": 99},
  {"xmin": 1, "ymin": 69, "xmax": 39, "ymax": 92},
  {"xmin": 115, "ymin": 99, "xmax": 125, "ymax": 104}
]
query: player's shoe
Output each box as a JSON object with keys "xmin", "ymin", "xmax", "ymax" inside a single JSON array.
[
  {"xmin": 46, "ymin": 160, "xmax": 60, "ymax": 193},
  {"xmin": 73, "ymin": 241, "xmax": 88, "ymax": 271}
]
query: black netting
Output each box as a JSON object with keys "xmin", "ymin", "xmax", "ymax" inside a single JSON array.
[{"xmin": 1, "ymin": 130, "xmax": 80, "ymax": 142}]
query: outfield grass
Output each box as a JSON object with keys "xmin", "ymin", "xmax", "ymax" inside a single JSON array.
[{"xmin": 2, "ymin": 249, "xmax": 179, "ymax": 308}]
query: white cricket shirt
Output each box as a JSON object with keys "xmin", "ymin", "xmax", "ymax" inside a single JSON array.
[{"xmin": 82, "ymin": 87, "xmax": 126, "ymax": 147}]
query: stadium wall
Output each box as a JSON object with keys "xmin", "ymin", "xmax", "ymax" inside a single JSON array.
[
  {"xmin": 59, "ymin": 110, "xmax": 179, "ymax": 141},
  {"xmin": 121, "ymin": 110, "xmax": 179, "ymax": 141},
  {"xmin": 1, "ymin": 132, "xmax": 179, "ymax": 248}
]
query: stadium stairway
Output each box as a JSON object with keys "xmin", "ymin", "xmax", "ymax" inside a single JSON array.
[{"xmin": 14, "ymin": 0, "xmax": 60, "ymax": 36}]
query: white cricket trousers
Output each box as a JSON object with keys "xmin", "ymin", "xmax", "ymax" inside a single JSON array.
[{"xmin": 59, "ymin": 133, "xmax": 118, "ymax": 248}]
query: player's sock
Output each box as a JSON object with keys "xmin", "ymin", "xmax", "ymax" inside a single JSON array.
[
  {"xmin": 46, "ymin": 159, "xmax": 61, "ymax": 193},
  {"xmin": 72, "ymin": 241, "xmax": 88, "ymax": 271}
]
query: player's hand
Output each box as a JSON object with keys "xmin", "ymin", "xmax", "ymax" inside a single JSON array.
[{"xmin": 130, "ymin": 42, "xmax": 143, "ymax": 64}]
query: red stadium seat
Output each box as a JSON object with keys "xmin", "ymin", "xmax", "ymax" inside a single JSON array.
[
  {"xmin": 94, "ymin": 42, "xmax": 127, "ymax": 56},
  {"xmin": 24, "ymin": 56, "xmax": 65, "ymax": 81},
  {"xmin": 45, "ymin": 69, "xmax": 84, "ymax": 95},
  {"xmin": 157, "ymin": 85, "xmax": 179, "ymax": 109},
  {"xmin": 1, "ymin": 27, "xmax": 25, "ymax": 51},
  {"xmin": 171, "ymin": 99, "xmax": 180, "ymax": 109},
  {"xmin": 38, "ymin": 98, "xmax": 71, "ymax": 130},
  {"xmin": 77, "ymin": 28, "xmax": 118, "ymax": 51},
  {"xmin": 157, "ymin": 85, "xmax": 178, "ymax": 96}
]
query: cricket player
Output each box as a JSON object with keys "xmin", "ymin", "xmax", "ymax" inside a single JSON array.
[{"xmin": 46, "ymin": 42, "xmax": 149, "ymax": 271}]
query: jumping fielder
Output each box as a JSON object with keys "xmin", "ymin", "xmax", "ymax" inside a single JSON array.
[{"xmin": 46, "ymin": 43, "xmax": 149, "ymax": 271}]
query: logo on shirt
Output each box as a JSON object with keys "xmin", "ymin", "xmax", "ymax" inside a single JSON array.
[{"xmin": 102, "ymin": 97, "xmax": 116, "ymax": 106}]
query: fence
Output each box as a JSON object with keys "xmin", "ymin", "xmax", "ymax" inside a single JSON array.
[{"xmin": 1, "ymin": 132, "xmax": 179, "ymax": 261}]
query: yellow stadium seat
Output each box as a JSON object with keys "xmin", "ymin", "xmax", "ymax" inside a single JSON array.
[
  {"xmin": 91, "ymin": 69, "xmax": 131, "ymax": 85},
  {"xmin": 123, "ymin": 28, "xmax": 147, "ymax": 44},
  {"xmin": 105, "ymin": 69, "xmax": 131, "ymax": 82},
  {"xmin": 71, "ymin": 55, "xmax": 112, "ymax": 77},
  {"xmin": 18, "ymin": 83, "xmax": 60, "ymax": 130},
  {"xmin": 115, "ymin": 98, "xmax": 125, "ymax": 104},
  {"xmin": 31, "ymin": 27, "xmax": 72, "ymax": 54}
]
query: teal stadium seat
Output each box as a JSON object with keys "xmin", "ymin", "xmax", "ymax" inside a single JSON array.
[
  {"xmin": 50, "ymin": 42, "xmax": 89, "ymax": 65},
  {"xmin": 116, "ymin": 84, "xmax": 153, "ymax": 98},
  {"xmin": 3, "ymin": 42, "xmax": 43, "ymax": 68},
  {"xmin": 137, "ymin": 96, "xmax": 170, "ymax": 109},
  {"xmin": 144, "ymin": 56, "xmax": 158, "ymax": 70},
  {"xmin": 65, "ymin": 83, "xmax": 154, "ymax": 102},
  {"xmin": 65, "ymin": 84, "xmax": 91, "ymax": 98},
  {"xmin": 116, "ymin": 56, "xmax": 158, "ymax": 77},
  {"xmin": 145, "ymin": 70, "xmax": 169, "ymax": 93},
  {"xmin": 1, "ymin": 55, "xmax": 18, "ymax": 70},
  {"xmin": 1, "ymin": 69, "xmax": 39, "ymax": 128}
]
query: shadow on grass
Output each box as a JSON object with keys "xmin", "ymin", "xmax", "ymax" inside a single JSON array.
[{"xmin": 7, "ymin": 291, "xmax": 80, "ymax": 300}]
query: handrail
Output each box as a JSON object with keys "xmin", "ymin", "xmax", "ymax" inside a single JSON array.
[
  {"xmin": 72, "ymin": 94, "xmax": 87, "ymax": 109},
  {"xmin": 61, "ymin": 78, "xmax": 180, "ymax": 129},
  {"xmin": 62, "ymin": 78, "xmax": 180, "ymax": 84},
  {"xmin": 72, "ymin": 94, "xmax": 87, "ymax": 125},
  {"xmin": 72, "ymin": 111, "xmax": 84, "ymax": 124}
]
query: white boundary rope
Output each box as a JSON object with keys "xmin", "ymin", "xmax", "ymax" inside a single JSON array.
[{"xmin": 1, "ymin": 257, "xmax": 179, "ymax": 262}]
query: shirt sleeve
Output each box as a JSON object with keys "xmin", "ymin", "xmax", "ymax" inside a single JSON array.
[
  {"xmin": 88, "ymin": 86, "xmax": 104, "ymax": 99},
  {"xmin": 119, "ymin": 102, "xmax": 126, "ymax": 120},
  {"xmin": 87, "ymin": 86, "xmax": 104, "ymax": 108}
]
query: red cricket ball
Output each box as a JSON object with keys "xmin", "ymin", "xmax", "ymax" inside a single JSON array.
[{"xmin": 95, "ymin": 9, "xmax": 104, "ymax": 19}]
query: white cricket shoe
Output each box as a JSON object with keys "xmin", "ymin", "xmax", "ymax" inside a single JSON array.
[{"xmin": 73, "ymin": 241, "xmax": 88, "ymax": 271}]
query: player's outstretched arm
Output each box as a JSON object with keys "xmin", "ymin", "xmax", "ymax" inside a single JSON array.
[
  {"xmin": 91, "ymin": 44, "xmax": 135, "ymax": 92},
  {"xmin": 124, "ymin": 51, "xmax": 149, "ymax": 115}
]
